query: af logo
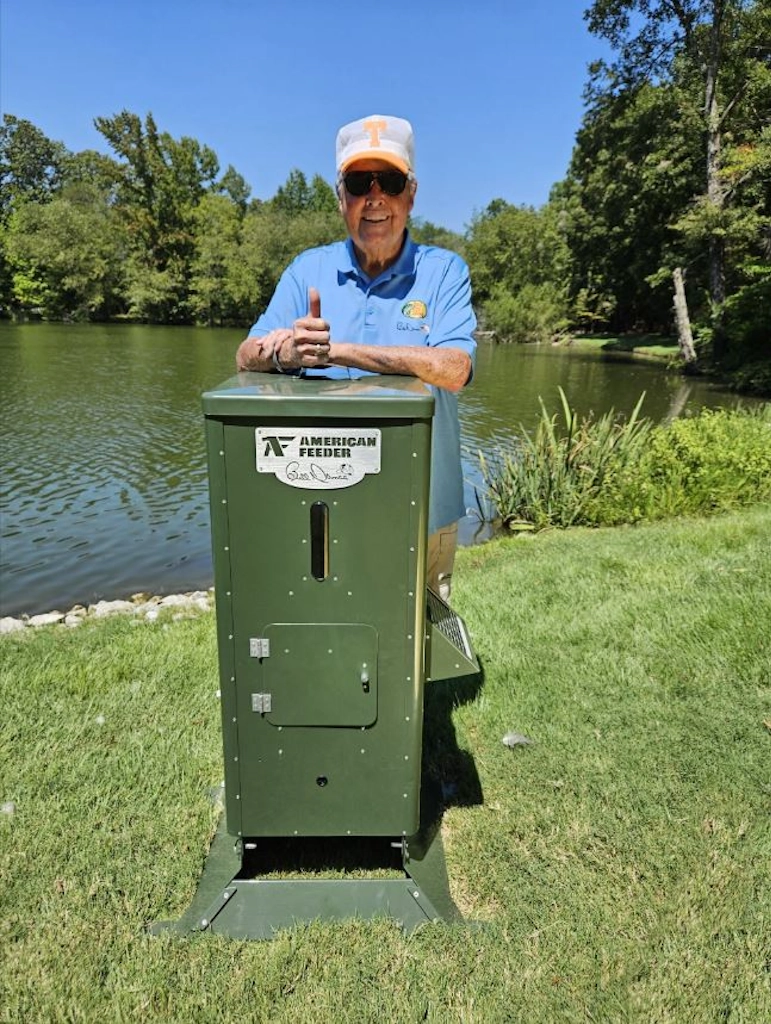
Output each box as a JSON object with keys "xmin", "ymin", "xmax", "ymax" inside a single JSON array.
[{"xmin": 261, "ymin": 435, "xmax": 295, "ymax": 457}]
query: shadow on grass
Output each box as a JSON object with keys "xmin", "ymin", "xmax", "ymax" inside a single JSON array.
[{"xmin": 421, "ymin": 661, "xmax": 485, "ymax": 817}]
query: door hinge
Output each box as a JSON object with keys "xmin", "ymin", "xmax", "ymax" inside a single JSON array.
[
  {"xmin": 249, "ymin": 637, "xmax": 270, "ymax": 658},
  {"xmin": 251, "ymin": 693, "xmax": 272, "ymax": 713}
]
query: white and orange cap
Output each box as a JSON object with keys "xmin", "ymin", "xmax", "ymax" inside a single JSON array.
[{"xmin": 335, "ymin": 115, "xmax": 415, "ymax": 175}]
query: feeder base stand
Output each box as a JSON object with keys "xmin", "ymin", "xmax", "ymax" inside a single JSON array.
[{"xmin": 152, "ymin": 796, "xmax": 461, "ymax": 940}]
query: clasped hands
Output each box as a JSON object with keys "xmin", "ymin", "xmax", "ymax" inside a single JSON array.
[{"xmin": 259, "ymin": 287, "xmax": 331, "ymax": 371}]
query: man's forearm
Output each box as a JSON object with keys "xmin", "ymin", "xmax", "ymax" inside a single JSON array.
[
  {"xmin": 328, "ymin": 342, "xmax": 471, "ymax": 392},
  {"xmin": 237, "ymin": 331, "xmax": 473, "ymax": 391}
]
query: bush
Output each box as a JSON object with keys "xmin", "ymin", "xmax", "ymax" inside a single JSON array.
[
  {"xmin": 481, "ymin": 396, "xmax": 771, "ymax": 530},
  {"xmin": 647, "ymin": 406, "xmax": 771, "ymax": 514},
  {"xmin": 725, "ymin": 360, "xmax": 771, "ymax": 397},
  {"xmin": 482, "ymin": 282, "xmax": 568, "ymax": 344}
]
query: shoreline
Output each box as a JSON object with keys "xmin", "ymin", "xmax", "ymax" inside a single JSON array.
[{"xmin": 0, "ymin": 589, "xmax": 214, "ymax": 634}]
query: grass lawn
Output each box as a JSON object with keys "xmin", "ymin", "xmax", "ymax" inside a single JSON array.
[
  {"xmin": 561, "ymin": 334, "xmax": 679, "ymax": 361},
  {"xmin": 2, "ymin": 507, "xmax": 770, "ymax": 1022}
]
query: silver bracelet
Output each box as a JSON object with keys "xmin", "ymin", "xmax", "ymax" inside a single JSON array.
[
  {"xmin": 272, "ymin": 341, "xmax": 301, "ymax": 376},
  {"xmin": 271, "ymin": 344, "xmax": 286, "ymax": 373}
]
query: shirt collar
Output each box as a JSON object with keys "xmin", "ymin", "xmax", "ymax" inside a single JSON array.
[{"xmin": 339, "ymin": 232, "xmax": 417, "ymax": 285}]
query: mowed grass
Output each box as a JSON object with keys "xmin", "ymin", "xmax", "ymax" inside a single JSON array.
[
  {"xmin": 2, "ymin": 507, "xmax": 770, "ymax": 1023},
  {"xmin": 561, "ymin": 335, "xmax": 679, "ymax": 361}
]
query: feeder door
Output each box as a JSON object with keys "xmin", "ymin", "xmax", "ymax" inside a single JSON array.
[{"xmin": 262, "ymin": 623, "xmax": 378, "ymax": 727}]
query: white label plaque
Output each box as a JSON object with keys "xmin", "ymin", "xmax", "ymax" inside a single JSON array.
[{"xmin": 255, "ymin": 427, "xmax": 381, "ymax": 489}]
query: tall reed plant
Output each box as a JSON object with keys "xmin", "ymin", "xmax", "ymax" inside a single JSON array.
[
  {"xmin": 479, "ymin": 394, "xmax": 771, "ymax": 530},
  {"xmin": 478, "ymin": 387, "xmax": 651, "ymax": 529}
]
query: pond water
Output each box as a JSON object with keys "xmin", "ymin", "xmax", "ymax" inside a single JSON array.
[{"xmin": 0, "ymin": 322, "xmax": 758, "ymax": 616}]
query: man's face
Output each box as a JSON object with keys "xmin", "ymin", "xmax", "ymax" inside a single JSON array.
[{"xmin": 338, "ymin": 158, "xmax": 415, "ymax": 268}]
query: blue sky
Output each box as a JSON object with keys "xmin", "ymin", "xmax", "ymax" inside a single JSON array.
[{"xmin": 1, "ymin": 0, "xmax": 609, "ymax": 233}]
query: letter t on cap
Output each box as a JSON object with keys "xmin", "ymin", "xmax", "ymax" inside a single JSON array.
[
  {"xmin": 363, "ymin": 118, "xmax": 387, "ymax": 147},
  {"xmin": 335, "ymin": 115, "xmax": 415, "ymax": 175}
]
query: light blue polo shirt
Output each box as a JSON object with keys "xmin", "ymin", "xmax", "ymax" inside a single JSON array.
[{"xmin": 249, "ymin": 233, "xmax": 477, "ymax": 533}]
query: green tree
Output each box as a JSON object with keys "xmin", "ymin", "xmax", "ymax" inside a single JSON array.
[
  {"xmin": 309, "ymin": 173, "xmax": 339, "ymax": 213},
  {"xmin": 563, "ymin": 79, "xmax": 703, "ymax": 332},
  {"xmin": 270, "ymin": 169, "xmax": 338, "ymax": 216},
  {"xmin": 5, "ymin": 184, "xmax": 124, "ymax": 319},
  {"xmin": 270, "ymin": 168, "xmax": 312, "ymax": 216},
  {"xmin": 232, "ymin": 205, "xmax": 344, "ymax": 322},
  {"xmin": 60, "ymin": 149, "xmax": 122, "ymax": 200},
  {"xmin": 218, "ymin": 165, "xmax": 251, "ymax": 211},
  {"xmin": 465, "ymin": 199, "xmax": 571, "ymax": 341},
  {"xmin": 584, "ymin": 0, "xmax": 771, "ymax": 360},
  {"xmin": 94, "ymin": 110, "xmax": 220, "ymax": 320},
  {"xmin": 409, "ymin": 217, "xmax": 466, "ymax": 255},
  {"xmin": 0, "ymin": 116, "xmax": 70, "ymax": 312},
  {"xmin": 189, "ymin": 193, "xmax": 242, "ymax": 325},
  {"xmin": 0, "ymin": 115, "xmax": 67, "ymax": 219},
  {"xmin": 467, "ymin": 200, "xmax": 570, "ymax": 299}
]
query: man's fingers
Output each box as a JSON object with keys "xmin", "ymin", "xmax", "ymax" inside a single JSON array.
[
  {"xmin": 263, "ymin": 328, "xmax": 291, "ymax": 353},
  {"xmin": 308, "ymin": 287, "xmax": 321, "ymax": 319}
]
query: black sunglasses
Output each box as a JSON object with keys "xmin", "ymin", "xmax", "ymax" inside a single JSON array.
[{"xmin": 343, "ymin": 170, "xmax": 409, "ymax": 197}]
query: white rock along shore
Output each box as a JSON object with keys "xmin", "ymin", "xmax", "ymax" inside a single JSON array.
[{"xmin": 0, "ymin": 589, "xmax": 215, "ymax": 634}]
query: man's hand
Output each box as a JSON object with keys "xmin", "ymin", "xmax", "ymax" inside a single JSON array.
[
  {"xmin": 236, "ymin": 328, "xmax": 292, "ymax": 371},
  {"xmin": 280, "ymin": 287, "xmax": 331, "ymax": 369},
  {"xmin": 235, "ymin": 286, "xmax": 330, "ymax": 372}
]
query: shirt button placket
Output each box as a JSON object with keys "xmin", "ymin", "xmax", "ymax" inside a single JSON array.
[{"xmin": 364, "ymin": 289, "xmax": 376, "ymax": 335}]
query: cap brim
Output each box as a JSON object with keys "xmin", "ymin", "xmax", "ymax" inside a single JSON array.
[{"xmin": 339, "ymin": 150, "xmax": 409, "ymax": 175}]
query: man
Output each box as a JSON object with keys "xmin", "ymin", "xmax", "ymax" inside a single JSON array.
[{"xmin": 236, "ymin": 114, "xmax": 476, "ymax": 598}]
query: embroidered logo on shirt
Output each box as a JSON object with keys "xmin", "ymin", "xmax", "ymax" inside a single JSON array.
[{"xmin": 402, "ymin": 300, "xmax": 428, "ymax": 319}]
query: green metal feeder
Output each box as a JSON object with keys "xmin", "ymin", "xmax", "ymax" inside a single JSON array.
[{"xmin": 154, "ymin": 373, "xmax": 478, "ymax": 939}]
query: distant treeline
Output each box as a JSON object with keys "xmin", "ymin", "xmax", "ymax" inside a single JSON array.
[{"xmin": 1, "ymin": 1, "xmax": 768, "ymax": 384}]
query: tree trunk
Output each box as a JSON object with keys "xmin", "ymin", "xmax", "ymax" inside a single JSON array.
[
  {"xmin": 672, "ymin": 267, "xmax": 697, "ymax": 363},
  {"xmin": 705, "ymin": 1, "xmax": 727, "ymax": 360}
]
